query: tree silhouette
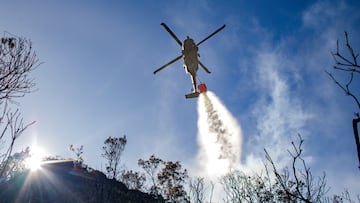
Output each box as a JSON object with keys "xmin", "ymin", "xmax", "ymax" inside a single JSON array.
[
  {"xmin": 69, "ymin": 144, "xmax": 84, "ymax": 168},
  {"xmin": 102, "ymin": 135, "xmax": 127, "ymax": 180},
  {"xmin": 0, "ymin": 33, "xmax": 39, "ymax": 178},
  {"xmin": 138, "ymin": 155, "xmax": 189, "ymax": 201},
  {"xmin": 138, "ymin": 154, "xmax": 165, "ymax": 196},
  {"xmin": 221, "ymin": 135, "xmax": 332, "ymax": 203},
  {"xmin": 120, "ymin": 170, "xmax": 146, "ymax": 190},
  {"xmin": 264, "ymin": 135, "xmax": 328, "ymax": 203},
  {"xmin": 326, "ymin": 31, "xmax": 360, "ymax": 168},
  {"xmin": 189, "ymin": 177, "xmax": 206, "ymax": 203},
  {"xmin": 157, "ymin": 161, "xmax": 189, "ymax": 202},
  {"xmin": 0, "ymin": 147, "xmax": 30, "ymax": 179},
  {"xmin": 0, "ymin": 35, "xmax": 38, "ymax": 100}
]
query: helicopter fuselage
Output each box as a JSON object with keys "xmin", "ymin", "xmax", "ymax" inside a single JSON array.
[
  {"xmin": 182, "ymin": 37, "xmax": 199, "ymax": 93},
  {"xmin": 153, "ymin": 23, "xmax": 225, "ymax": 99}
]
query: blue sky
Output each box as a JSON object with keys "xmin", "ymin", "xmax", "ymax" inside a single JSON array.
[{"xmin": 1, "ymin": 0, "xmax": 359, "ymax": 196}]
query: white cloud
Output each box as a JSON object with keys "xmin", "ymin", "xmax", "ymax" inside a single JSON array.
[
  {"xmin": 239, "ymin": 0, "xmax": 360, "ymax": 196},
  {"xmin": 244, "ymin": 49, "xmax": 312, "ymax": 171}
]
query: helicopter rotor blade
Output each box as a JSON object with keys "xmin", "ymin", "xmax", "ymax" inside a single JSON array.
[
  {"xmin": 197, "ymin": 24, "xmax": 226, "ymax": 46},
  {"xmin": 153, "ymin": 55, "xmax": 182, "ymax": 74},
  {"xmin": 161, "ymin": 22, "xmax": 183, "ymax": 46},
  {"xmin": 199, "ymin": 61, "xmax": 211, "ymax": 74}
]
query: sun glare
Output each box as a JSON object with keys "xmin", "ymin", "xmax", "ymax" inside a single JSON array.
[{"xmin": 25, "ymin": 146, "xmax": 46, "ymax": 171}]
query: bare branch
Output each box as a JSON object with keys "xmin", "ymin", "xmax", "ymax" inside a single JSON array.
[
  {"xmin": 345, "ymin": 31, "xmax": 359, "ymax": 67},
  {"xmin": 0, "ymin": 107, "xmax": 35, "ymax": 178},
  {"xmin": 325, "ymin": 70, "xmax": 360, "ymax": 109},
  {"xmin": 189, "ymin": 177, "xmax": 205, "ymax": 203},
  {"xmin": 328, "ymin": 31, "xmax": 360, "ymax": 168},
  {"xmin": 0, "ymin": 35, "xmax": 40, "ymax": 102},
  {"xmin": 264, "ymin": 135, "xmax": 328, "ymax": 203},
  {"xmin": 0, "ymin": 33, "xmax": 38, "ymax": 180}
]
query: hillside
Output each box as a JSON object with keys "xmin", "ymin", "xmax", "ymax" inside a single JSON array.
[{"xmin": 0, "ymin": 160, "xmax": 164, "ymax": 203}]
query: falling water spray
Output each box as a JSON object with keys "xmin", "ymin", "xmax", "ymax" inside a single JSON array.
[{"xmin": 197, "ymin": 91, "xmax": 242, "ymax": 177}]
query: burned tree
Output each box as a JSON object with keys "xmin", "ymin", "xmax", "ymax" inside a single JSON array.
[
  {"xmin": 102, "ymin": 135, "xmax": 127, "ymax": 180},
  {"xmin": 120, "ymin": 170, "xmax": 146, "ymax": 190},
  {"xmin": 220, "ymin": 135, "xmax": 329, "ymax": 203},
  {"xmin": 326, "ymin": 31, "xmax": 360, "ymax": 168},
  {"xmin": 69, "ymin": 144, "xmax": 84, "ymax": 168},
  {"xmin": 189, "ymin": 177, "xmax": 206, "ymax": 203},
  {"xmin": 138, "ymin": 154, "xmax": 165, "ymax": 196},
  {"xmin": 264, "ymin": 135, "xmax": 328, "ymax": 203},
  {"xmin": 157, "ymin": 161, "xmax": 189, "ymax": 202},
  {"xmin": 138, "ymin": 155, "xmax": 189, "ymax": 201},
  {"xmin": 0, "ymin": 36, "xmax": 38, "ymax": 100},
  {"xmin": 0, "ymin": 34, "xmax": 39, "ymax": 178}
]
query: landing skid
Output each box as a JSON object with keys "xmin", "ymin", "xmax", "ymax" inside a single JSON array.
[
  {"xmin": 185, "ymin": 83, "xmax": 207, "ymax": 99},
  {"xmin": 185, "ymin": 92, "xmax": 200, "ymax": 99}
]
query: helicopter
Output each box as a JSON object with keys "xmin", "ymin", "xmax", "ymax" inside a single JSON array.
[{"xmin": 153, "ymin": 22, "xmax": 226, "ymax": 99}]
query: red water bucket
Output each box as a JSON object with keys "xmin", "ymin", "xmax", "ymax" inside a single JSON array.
[{"xmin": 198, "ymin": 83, "xmax": 207, "ymax": 93}]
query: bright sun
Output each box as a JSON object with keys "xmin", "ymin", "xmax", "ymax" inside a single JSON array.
[{"xmin": 25, "ymin": 146, "xmax": 46, "ymax": 171}]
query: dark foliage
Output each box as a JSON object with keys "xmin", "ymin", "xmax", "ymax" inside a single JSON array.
[
  {"xmin": 138, "ymin": 155, "xmax": 189, "ymax": 202},
  {"xmin": 120, "ymin": 169, "xmax": 146, "ymax": 190},
  {"xmin": 158, "ymin": 161, "xmax": 189, "ymax": 202}
]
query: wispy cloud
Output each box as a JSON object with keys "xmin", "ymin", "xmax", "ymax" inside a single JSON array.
[
  {"xmin": 244, "ymin": 49, "xmax": 311, "ymax": 171},
  {"xmin": 239, "ymin": 0, "xmax": 360, "ymax": 196}
]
